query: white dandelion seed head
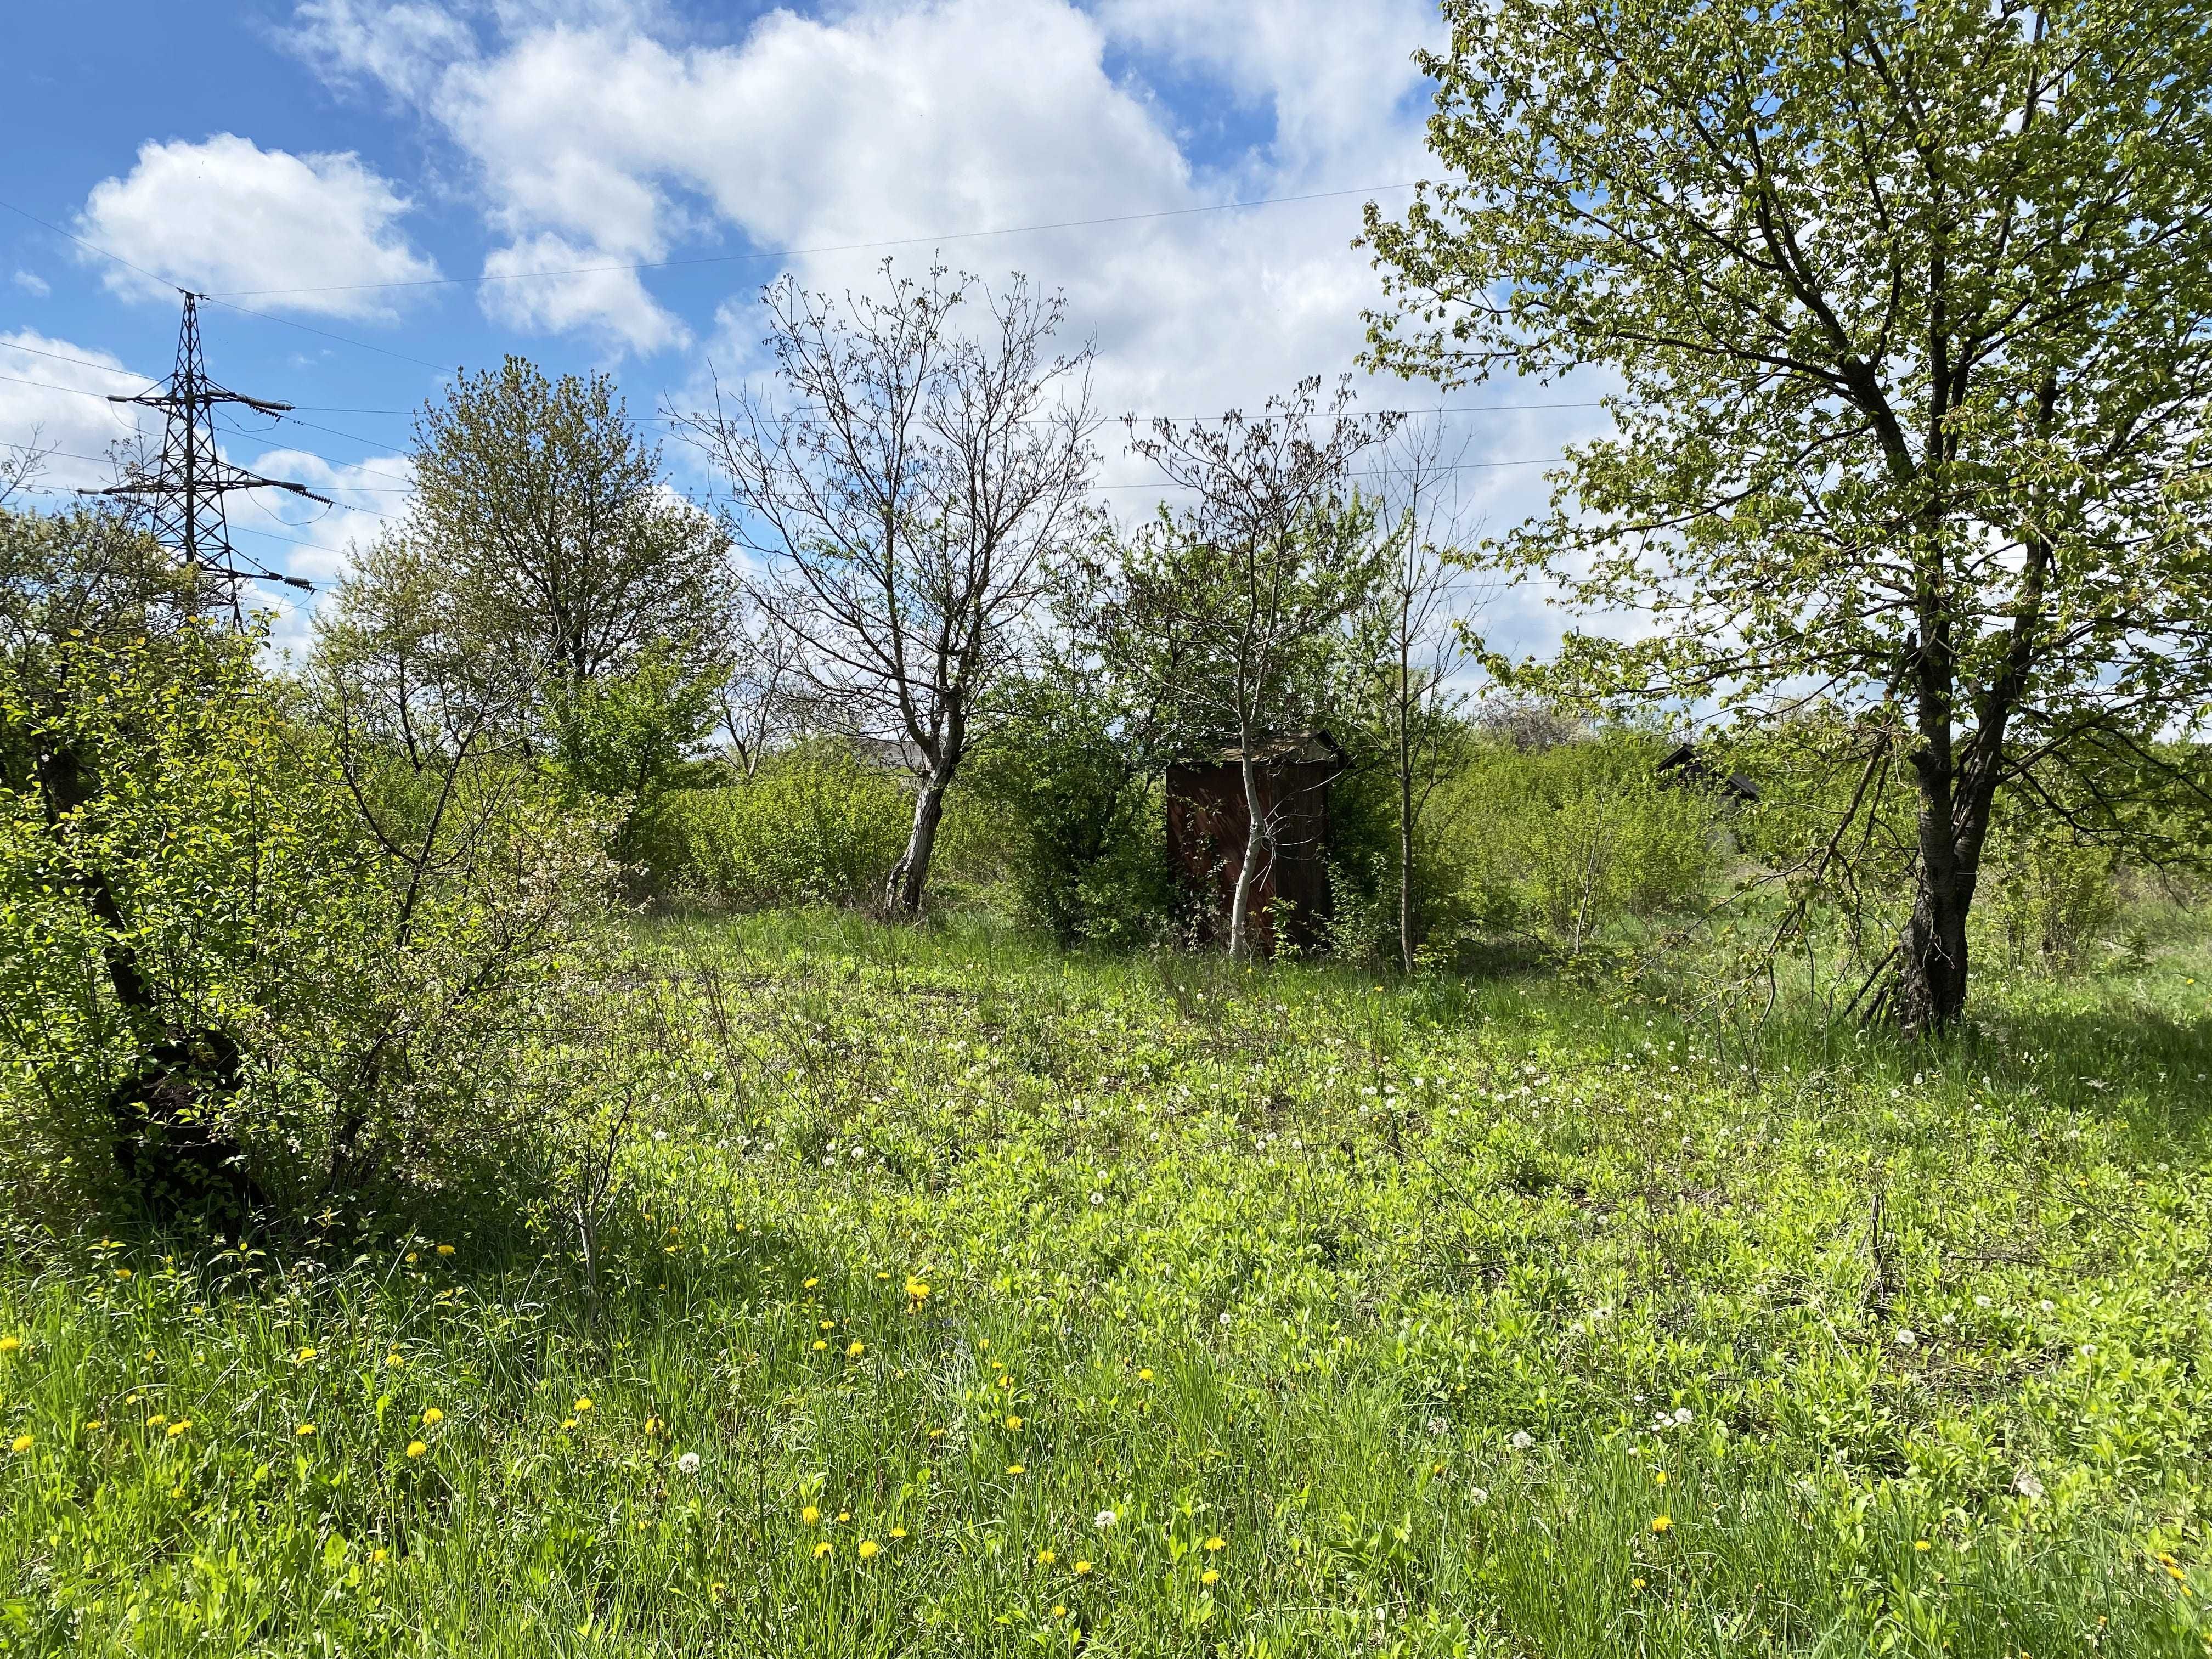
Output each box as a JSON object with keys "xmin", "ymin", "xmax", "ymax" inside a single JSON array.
[
  {"xmin": 1468, "ymin": 1486, "xmax": 1489, "ymax": 1506},
  {"xmin": 1509, "ymin": 1430, "xmax": 1534, "ymax": 1451},
  {"xmin": 1973, "ymin": 1295, "xmax": 1991, "ymax": 1308},
  {"xmin": 1094, "ymin": 1509, "xmax": 1118, "ymax": 1529},
  {"xmin": 1672, "ymin": 1407, "xmax": 1693, "ymax": 1426},
  {"xmin": 1894, "ymin": 1328, "xmax": 1918, "ymax": 1347},
  {"xmin": 2039, "ymin": 1299, "xmax": 2055, "ymax": 1314},
  {"xmin": 2012, "ymin": 1468, "xmax": 2045, "ymax": 1501},
  {"xmin": 1090, "ymin": 1192, "xmax": 1104, "ymax": 1206},
  {"xmin": 653, "ymin": 1130, "xmax": 669, "ymax": 1143},
  {"xmin": 1218, "ymin": 1312, "xmax": 1232, "ymax": 1328},
  {"xmin": 676, "ymin": 1452, "xmax": 701, "ymax": 1475}
]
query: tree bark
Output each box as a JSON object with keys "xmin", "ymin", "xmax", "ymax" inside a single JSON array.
[
  {"xmin": 887, "ymin": 770, "xmax": 950, "ymax": 918},
  {"xmin": 1227, "ymin": 749, "xmax": 1267, "ymax": 958}
]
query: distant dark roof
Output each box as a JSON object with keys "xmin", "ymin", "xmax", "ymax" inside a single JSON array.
[
  {"xmin": 1182, "ymin": 731, "xmax": 1346, "ymax": 769},
  {"xmin": 1657, "ymin": 742, "xmax": 1760, "ymax": 802}
]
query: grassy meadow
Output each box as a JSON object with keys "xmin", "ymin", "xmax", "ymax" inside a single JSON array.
[{"xmin": 3, "ymin": 908, "xmax": 2210, "ymax": 1656}]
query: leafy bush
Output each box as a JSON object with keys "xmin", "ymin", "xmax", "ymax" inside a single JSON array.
[
  {"xmin": 1428, "ymin": 732, "xmax": 1723, "ymax": 955},
  {"xmin": 0, "ymin": 622, "xmax": 610, "ymax": 1224},
  {"xmin": 659, "ymin": 740, "xmax": 913, "ymax": 911},
  {"xmin": 1980, "ymin": 832, "xmax": 2119, "ymax": 971},
  {"xmin": 961, "ymin": 670, "xmax": 1173, "ymax": 948}
]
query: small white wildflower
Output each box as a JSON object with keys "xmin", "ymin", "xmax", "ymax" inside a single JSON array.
[
  {"xmin": 1973, "ymin": 1294, "xmax": 1991, "ymax": 1308},
  {"xmin": 2078, "ymin": 1342, "xmax": 2096, "ymax": 1358},
  {"xmin": 1509, "ymin": 1430, "xmax": 1534, "ymax": 1451},
  {"xmin": 1468, "ymin": 1486, "xmax": 1489, "ymax": 1506},
  {"xmin": 1940, "ymin": 1312, "xmax": 1955, "ymax": 1326},
  {"xmin": 2039, "ymin": 1299, "xmax": 2055, "ymax": 1314},
  {"xmin": 676, "ymin": 1452, "xmax": 702, "ymax": 1476},
  {"xmin": 2012, "ymin": 1468, "xmax": 2045, "ymax": 1501},
  {"xmin": 1218, "ymin": 1312, "xmax": 1232, "ymax": 1328},
  {"xmin": 653, "ymin": 1130, "xmax": 669, "ymax": 1144},
  {"xmin": 1425, "ymin": 1415, "xmax": 1449, "ymax": 1437},
  {"xmin": 1094, "ymin": 1509, "xmax": 1118, "ymax": 1529},
  {"xmin": 1894, "ymin": 1328, "xmax": 1918, "ymax": 1348}
]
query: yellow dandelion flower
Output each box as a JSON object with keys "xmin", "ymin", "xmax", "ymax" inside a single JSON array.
[
  {"xmin": 385, "ymin": 1353, "xmax": 405, "ymax": 1369},
  {"xmin": 1204, "ymin": 1536, "xmax": 1226, "ymax": 1553},
  {"xmin": 114, "ymin": 1268, "xmax": 133, "ymax": 1280},
  {"xmin": 1005, "ymin": 1414, "xmax": 1024, "ymax": 1430},
  {"xmin": 573, "ymin": 1398, "xmax": 593, "ymax": 1412},
  {"xmin": 811, "ymin": 1340, "xmax": 828, "ymax": 1352},
  {"xmin": 1037, "ymin": 1549, "xmax": 1056, "ymax": 1565},
  {"xmin": 436, "ymin": 1244, "xmax": 455, "ymax": 1257},
  {"xmin": 859, "ymin": 1539, "xmax": 879, "ymax": 1560},
  {"xmin": 812, "ymin": 1541, "xmax": 833, "ymax": 1559},
  {"xmin": 83, "ymin": 1419, "xmax": 103, "ymax": 1430},
  {"xmin": 905, "ymin": 1279, "xmax": 930, "ymax": 1303},
  {"xmin": 1915, "ymin": 1539, "xmax": 1932, "ymax": 1552},
  {"xmin": 644, "ymin": 1417, "xmax": 661, "ymax": 1435},
  {"xmin": 296, "ymin": 1347, "xmax": 317, "ymax": 1365},
  {"xmin": 1632, "ymin": 1576, "xmax": 1646, "ymax": 1589},
  {"xmin": 296, "ymin": 1424, "xmax": 317, "ymax": 1437},
  {"xmin": 406, "ymin": 1252, "xmax": 418, "ymax": 1264},
  {"xmin": 1651, "ymin": 1515, "xmax": 1672, "ymax": 1533},
  {"xmin": 1137, "ymin": 1368, "xmax": 1153, "ymax": 1381},
  {"xmin": 804, "ymin": 1277, "xmax": 819, "ymax": 1289},
  {"xmin": 1202, "ymin": 1568, "xmax": 1220, "ymax": 1584},
  {"xmin": 561, "ymin": 1418, "xmax": 578, "ymax": 1430},
  {"xmin": 890, "ymin": 1527, "xmax": 909, "ymax": 1540},
  {"xmin": 802, "ymin": 1505, "xmax": 820, "ymax": 1525},
  {"xmin": 820, "ymin": 1319, "xmax": 836, "ymax": 1331},
  {"xmin": 847, "ymin": 1340, "xmax": 865, "ymax": 1358},
  {"xmin": 1074, "ymin": 1558, "xmax": 1092, "ymax": 1575},
  {"xmin": 1052, "ymin": 1604, "xmax": 1066, "ymax": 1618},
  {"xmin": 167, "ymin": 1420, "xmax": 190, "ymax": 1437},
  {"xmin": 372, "ymin": 1548, "xmax": 389, "ymax": 1564},
  {"xmin": 9, "ymin": 1434, "xmax": 31, "ymax": 1453},
  {"xmin": 709, "ymin": 1581, "xmax": 727, "ymax": 1601},
  {"xmin": 407, "ymin": 1441, "xmax": 427, "ymax": 1458},
  {"xmin": 837, "ymin": 1510, "xmax": 851, "ymax": 1522},
  {"xmin": 876, "ymin": 1271, "xmax": 889, "ymax": 1280},
  {"xmin": 0, "ymin": 1336, "xmax": 20, "ymax": 1354},
  {"xmin": 420, "ymin": 1407, "xmax": 443, "ymax": 1427},
  {"xmin": 1007, "ymin": 1463, "xmax": 1025, "ymax": 1475},
  {"xmin": 146, "ymin": 1413, "xmax": 167, "ymax": 1427},
  {"xmin": 1654, "ymin": 1471, "xmax": 1667, "ymax": 1487}
]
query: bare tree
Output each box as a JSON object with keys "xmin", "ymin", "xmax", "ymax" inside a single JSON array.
[
  {"xmin": 716, "ymin": 592, "xmax": 809, "ymax": 777},
  {"xmin": 0, "ymin": 429, "xmax": 50, "ymax": 509},
  {"xmin": 1340, "ymin": 417, "xmax": 1486, "ymax": 972},
  {"xmin": 1088, "ymin": 379, "xmax": 1398, "ymax": 958},
  {"xmin": 679, "ymin": 262, "xmax": 1099, "ymax": 915}
]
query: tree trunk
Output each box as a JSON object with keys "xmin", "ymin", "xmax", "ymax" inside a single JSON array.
[
  {"xmin": 1897, "ymin": 851, "xmax": 1972, "ymax": 1034},
  {"xmin": 1397, "ymin": 769, "xmax": 1416, "ymax": 975},
  {"xmin": 1227, "ymin": 751, "xmax": 1267, "ymax": 959},
  {"xmin": 887, "ymin": 770, "xmax": 950, "ymax": 918}
]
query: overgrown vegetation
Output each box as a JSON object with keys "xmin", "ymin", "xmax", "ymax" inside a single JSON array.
[{"xmin": 3, "ymin": 912, "xmax": 2209, "ymax": 1654}]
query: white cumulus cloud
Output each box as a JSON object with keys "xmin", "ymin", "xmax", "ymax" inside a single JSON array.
[{"xmin": 76, "ymin": 133, "xmax": 440, "ymax": 320}]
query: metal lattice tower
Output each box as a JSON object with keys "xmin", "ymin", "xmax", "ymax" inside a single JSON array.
[{"xmin": 84, "ymin": 292, "xmax": 329, "ymax": 624}]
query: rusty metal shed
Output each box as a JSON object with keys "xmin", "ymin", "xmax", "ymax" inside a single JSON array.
[{"xmin": 1165, "ymin": 732, "xmax": 1344, "ymax": 954}]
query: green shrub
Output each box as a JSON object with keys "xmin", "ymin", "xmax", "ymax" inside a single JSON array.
[
  {"xmin": 960, "ymin": 670, "xmax": 1174, "ymax": 948},
  {"xmin": 1427, "ymin": 732, "xmax": 1723, "ymax": 955},
  {"xmin": 1980, "ymin": 832, "xmax": 2119, "ymax": 970},
  {"xmin": 660, "ymin": 741, "xmax": 913, "ymax": 911},
  {"xmin": 0, "ymin": 622, "xmax": 610, "ymax": 1224}
]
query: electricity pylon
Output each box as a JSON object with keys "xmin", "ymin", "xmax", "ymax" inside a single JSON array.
[{"xmin": 84, "ymin": 291, "xmax": 330, "ymax": 624}]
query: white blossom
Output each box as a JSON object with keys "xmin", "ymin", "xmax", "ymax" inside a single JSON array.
[{"xmin": 676, "ymin": 1452, "xmax": 702, "ymax": 1476}]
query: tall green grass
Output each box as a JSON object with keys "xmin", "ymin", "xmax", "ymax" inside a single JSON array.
[{"xmin": 3, "ymin": 910, "xmax": 2209, "ymax": 1655}]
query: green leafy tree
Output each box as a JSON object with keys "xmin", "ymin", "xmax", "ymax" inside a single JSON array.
[
  {"xmin": 1364, "ymin": 0, "xmax": 2212, "ymax": 1029},
  {"xmin": 409, "ymin": 356, "xmax": 735, "ymax": 706},
  {"xmin": 1081, "ymin": 381, "xmax": 1396, "ymax": 958}
]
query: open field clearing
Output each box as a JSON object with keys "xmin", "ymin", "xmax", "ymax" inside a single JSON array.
[{"xmin": 5, "ymin": 912, "xmax": 2209, "ymax": 1656}]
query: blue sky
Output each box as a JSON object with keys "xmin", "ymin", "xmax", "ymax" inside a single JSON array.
[{"xmin": 1, "ymin": 0, "xmax": 1601, "ymax": 650}]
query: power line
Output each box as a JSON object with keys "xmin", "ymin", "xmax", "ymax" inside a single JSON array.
[{"xmin": 198, "ymin": 183, "xmax": 1425, "ymax": 300}]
